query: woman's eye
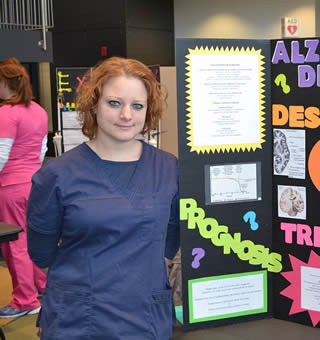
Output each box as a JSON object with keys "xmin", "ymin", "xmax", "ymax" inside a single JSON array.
[
  {"xmin": 108, "ymin": 100, "xmax": 120, "ymax": 107},
  {"xmin": 132, "ymin": 103, "xmax": 144, "ymax": 110}
]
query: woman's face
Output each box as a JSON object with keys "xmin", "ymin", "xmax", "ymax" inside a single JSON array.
[{"xmin": 95, "ymin": 75, "xmax": 148, "ymax": 145}]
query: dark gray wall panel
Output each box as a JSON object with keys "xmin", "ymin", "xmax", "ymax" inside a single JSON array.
[
  {"xmin": 126, "ymin": 0, "xmax": 174, "ymax": 30},
  {"xmin": 53, "ymin": 0, "xmax": 126, "ymax": 31},
  {"xmin": 0, "ymin": 30, "xmax": 53, "ymax": 62},
  {"xmin": 53, "ymin": 28, "xmax": 126, "ymax": 67},
  {"xmin": 126, "ymin": 28, "xmax": 174, "ymax": 66}
]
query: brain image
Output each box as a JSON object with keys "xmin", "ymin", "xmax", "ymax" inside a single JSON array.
[
  {"xmin": 274, "ymin": 130, "xmax": 290, "ymax": 174},
  {"xmin": 279, "ymin": 187, "xmax": 304, "ymax": 217}
]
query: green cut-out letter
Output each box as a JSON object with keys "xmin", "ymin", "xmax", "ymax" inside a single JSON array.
[
  {"xmin": 198, "ymin": 217, "xmax": 218, "ymax": 239},
  {"xmin": 219, "ymin": 232, "xmax": 242, "ymax": 254},
  {"xmin": 249, "ymin": 244, "xmax": 269, "ymax": 267},
  {"xmin": 267, "ymin": 253, "xmax": 283, "ymax": 273},
  {"xmin": 237, "ymin": 240, "xmax": 255, "ymax": 261},
  {"xmin": 179, "ymin": 198, "xmax": 205, "ymax": 229},
  {"xmin": 211, "ymin": 225, "xmax": 229, "ymax": 246},
  {"xmin": 180, "ymin": 198, "xmax": 198, "ymax": 220}
]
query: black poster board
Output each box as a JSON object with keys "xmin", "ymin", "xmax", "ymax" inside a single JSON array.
[
  {"xmin": 56, "ymin": 67, "xmax": 90, "ymax": 113},
  {"xmin": 55, "ymin": 67, "xmax": 90, "ymax": 152},
  {"xmin": 176, "ymin": 37, "xmax": 320, "ymax": 332},
  {"xmin": 176, "ymin": 38, "xmax": 273, "ymax": 331},
  {"xmin": 271, "ymin": 38, "xmax": 320, "ymax": 328}
]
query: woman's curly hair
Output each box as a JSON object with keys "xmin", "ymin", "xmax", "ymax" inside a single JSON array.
[
  {"xmin": 0, "ymin": 57, "xmax": 33, "ymax": 107},
  {"xmin": 76, "ymin": 57, "xmax": 167, "ymax": 140}
]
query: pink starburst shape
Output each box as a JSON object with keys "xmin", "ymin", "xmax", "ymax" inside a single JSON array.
[{"xmin": 280, "ymin": 251, "xmax": 320, "ymax": 327}]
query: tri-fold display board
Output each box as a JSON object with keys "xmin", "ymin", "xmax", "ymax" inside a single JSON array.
[{"xmin": 176, "ymin": 38, "xmax": 320, "ymax": 331}]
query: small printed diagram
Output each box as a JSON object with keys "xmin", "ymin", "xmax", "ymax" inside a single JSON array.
[
  {"xmin": 205, "ymin": 162, "xmax": 261, "ymax": 205},
  {"xmin": 273, "ymin": 129, "xmax": 305, "ymax": 179},
  {"xmin": 278, "ymin": 185, "xmax": 306, "ymax": 220},
  {"xmin": 274, "ymin": 129, "xmax": 290, "ymax": 174}
]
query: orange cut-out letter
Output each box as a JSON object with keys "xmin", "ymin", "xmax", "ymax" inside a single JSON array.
[
  {"xmin": 272, "ymin": 104, "xmax": 288, "ymax": 126},
  {"xmin": 305, "ymin": 106, "xmax": 320, "ymax": 128},
  {"xmin": 289, "ymin": 106, "xmax": 305, "ymax": 128}
]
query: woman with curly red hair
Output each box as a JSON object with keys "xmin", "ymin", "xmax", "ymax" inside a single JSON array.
[
  {"xmin": 27, "ymin": 57, "xmax": 180, "ymax": 339},
  {"xmin": 0, "ymin": 58, "xmax": 48, "ymax": 318}
]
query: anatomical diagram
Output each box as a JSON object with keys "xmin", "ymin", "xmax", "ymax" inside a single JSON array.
[
  {"xmin": 274, "ymin": 129, "xmax": 290, "ymax": 174},
  {"xmin": 279, "ymin": 187, "xmax": 304, "ymax": 217}
]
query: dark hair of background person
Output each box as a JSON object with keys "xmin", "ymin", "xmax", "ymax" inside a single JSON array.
[
  {"xmin": 0, "ymin": 57, "xmax": 34, "ymax": 107},
  {"xmin": 76, "ymin": 56, "xmax": 167, "ymax": 140}
]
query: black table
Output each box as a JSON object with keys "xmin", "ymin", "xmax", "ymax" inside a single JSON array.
[
  {"xmin": 0, "ymin": 222, "xmax": 23, "ymax": 340},
  {"xmin": 0, "ymin": 223, "xmax": 23, "ymax": 243}
]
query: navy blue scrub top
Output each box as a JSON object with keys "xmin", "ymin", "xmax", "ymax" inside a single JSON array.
[{"xmin": 27, "ymin": 141, "xmax": 180, "ymax": 340}]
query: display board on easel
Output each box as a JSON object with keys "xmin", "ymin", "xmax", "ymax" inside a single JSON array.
[
  {"xmin": 176, "ymin": 38, "xmax": 273, "ymax": 331},
  {"xmin": 271, "ymin": 37, "xmax": 320, "ymax": 328}
]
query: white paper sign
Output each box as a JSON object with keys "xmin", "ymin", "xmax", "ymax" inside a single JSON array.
[
  {"xmin": 191, "ymin": 273, "xmax": 264, "ymax": 320},
  {"xmin": 190, "ymin": 53, "xmax": 260, "ymax": 147},
  {"xmin": 281, "ymin": 17, "xmax": 300, "ymax": 38},
  {"xmin": 301, "ymin": 266, "xmax": 320, "ymax": 312}
]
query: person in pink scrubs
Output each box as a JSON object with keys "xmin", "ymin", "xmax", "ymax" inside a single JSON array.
[{"xmin": 0, "ymin": 58, "xmax": 48, "ymax": 318}]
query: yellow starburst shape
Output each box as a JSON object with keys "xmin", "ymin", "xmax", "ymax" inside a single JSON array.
[{"xmin": 185, "ymin": 46, "xmax": 266, "ymax": 154}]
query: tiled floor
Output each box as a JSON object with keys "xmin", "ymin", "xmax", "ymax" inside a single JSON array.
[
  {"xmin": 172, "ymin": 317, "xmax": 319, "ymax": 339},
  {"xmin": 2, "ymin": 315, "xmax": 319, "ymax": 340}
]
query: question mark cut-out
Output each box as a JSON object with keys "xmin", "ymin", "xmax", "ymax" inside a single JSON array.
[
  {"xmin": 243, "ymin": 211, "xmax": 259, "ymax": 231},
  {"xmin": 192, "ymin": 248, "xmax": 206, "ymax": 269},
  {"xmin": 274, "ymin": 73, "xmax": 291, "ymax": 94}
]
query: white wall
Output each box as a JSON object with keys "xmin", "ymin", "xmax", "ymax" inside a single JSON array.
[
  {"xmin": 159, "ymin": 67, "xmax": 178, "ymax": 158},
  {"xmin": 174, "ymin": 0, "xmax": 316, "ymax": 39},
  {"xmin": 316, "ymin": 0, "xmax": 320, "ymax": 35},
  {"xmin": 38, "ymin": 63, "xmax": 53, "ymax": 132}
]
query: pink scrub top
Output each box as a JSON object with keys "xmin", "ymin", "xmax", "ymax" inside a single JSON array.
[{"xmin": 0, "ymin": 101, "xmax": 48, "ymax": 186}]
